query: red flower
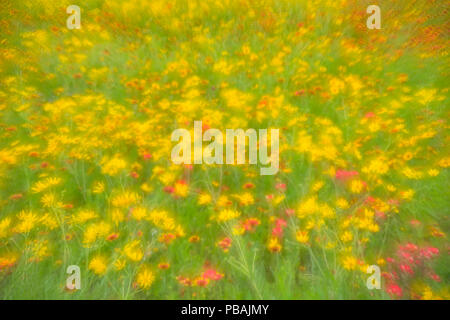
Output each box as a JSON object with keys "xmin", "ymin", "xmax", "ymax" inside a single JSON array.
[
  {"xmin": 163, "ymin": 186, "xmax": 174, "ymax": 194},
  {"xmin": 202, "ymin": 268, "xmax": 224, "ymax": 281},
  {"xmin": 195, "ymin": 277, "xmax": 209, "ymax": 287},
  {"xmin": 130, "ymin": 171, "xmax": 139, "ymax": 179},
  {"xmin": 410, "ymin": 219, "xmax": 421, "ymax": 227},
  {"xmin": 386, "ymin": 283, "xmax": 403, "ymax": 298},
  {"xmin": 106, "ymin": 233, "xmax": 119, "ymax": 241},
  {"xmin": 271, "ymin": 219, "xmax": 287, "ymax": 238},
  {"xmin": 420, "ymin": 247, "xmax": 439, "ymax": 259},
  {"xmin": 143, "ymin": 153, "xmax": 152, "ymax": 160},
  {"xmin": 364, "ymin": 112, "xmax": 376, "ymax": 119},
  {"xmin": 243, "ymin": 218, "xmax": 260, "ymax": 232},
  {"xmin": 176, "ymin": 276, "xmax": 192, "ymax": 286},
  {"xmin": 10, "ymin": 193, "xmax": 23, "ymax": 200},
  {"xmin": 158, "ymin": 262, "xmax": 170, "ymax": 270},
  {"xmin": 399, "ymin": 264, "xmax": 414, "ymax": 275},
  {"xmin": 218, "ymin": 237, "xmax": 232, "ymax": 252},
  {"xmin": 243, "ymin": 182, "xmax": 255, "ymax": 189},
  {"xmin": 335, "ymin": 169, "xmax": 358, "ymax": 181},
  {"xmin": 285, "ymin": 208, "xmax": 295, "ymax": 216},
  {"xmin": 272, "ymin": 226, "xmax": 283, "ymax": 238},
  {"xmin": 275, "ymin": 183, "xmax": 286, "ymax": 192},
  {"xmin": 275, "ymin": 218, "xmax": 287, "ymax": 228}
]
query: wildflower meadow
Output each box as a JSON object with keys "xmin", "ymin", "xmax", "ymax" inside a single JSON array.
[{"xmin": 0, "ymin": 0, "xmax": 448, "ymax": 300}]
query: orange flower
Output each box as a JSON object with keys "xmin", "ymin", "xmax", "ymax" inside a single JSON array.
[
  {"xmin": 217, "ymin": 237, "xmax": 232, "ymax": 252},
  {"xmin": 195, "ymin": 277, "xmax": 209, "ymax": 287},
  {"xmin": 159, "ymin": 233, "xmax": 176, "ymax": 244},
  {"xmin": 10, "ymin": 194, "xmax": 23, "ymax": 200},
  {"xmin": 267, "ymin": 237, "xmax": 282, "ymax": 253},
  {"xmin": 176, "ymin": 276, "xmax": 192, "ymax": 287},
  {"xmin": 158, "ymin": 262, "xmax": 170, "ymax": 270},
  {"xmin": 189, "ymin": 235, "xmax": 200, "ymax": 243},
  {"xmin": 106, "ymin": 233, "xmax": 119, "ymax": 241}
]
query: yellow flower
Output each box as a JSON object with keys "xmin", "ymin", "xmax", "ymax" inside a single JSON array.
[
  {"xmin": 428, "ymin": 169, "xmax": 439, "ymax": 177},
  {"xmin": 234, "ymin": 192, "xmax": 254, "ymax": 206},
  {"xmin": 89, "ymin": 255, "xmax": 107, "ymax": 275},
  {"xmin": 198, "ymin": 193, "xmax": 212, "ymax": 205},
  {"xmin": 123, "ymin": 240, "xmax": 143, "ymax": 262},
  {"xmin": 0, "ymin": 218, "xmax": 12, "ymax": 238},
  {"xmin": 336, "ymin": 198, "xmax": 349, "ymax": 209},
  {"xmin": 111, "ymin": 191, "xmax": 141, "ymax": 208},
  {"xmin": 217, "ymin": 209, "xmax": 240, "ymax": 222},
  {"xmin": 297, "ymin": 196, "xmax": 319, "ymax": 218},
  {"xmin": 267, "ymin": 237, "xmax": 282, "ymax": 252},
  {"xmin": 368, "ymin": 223, "xmax": 380, "ymax": 233},
  {"xmin": 72, "ymin": 209, "xmax": 98, "ymax": 224},
  {"xmin": 40, "ymin": 213, "xmax": 58, "ymax": 230},
  {"xmin": 312, "ymin": 181, "xmax": 324, "ymax": 192},
  {"xmin": 386, "ymin": 184, "xmax": 397, "ymax": 192},
  {"xmin": 114, "ymin": 259, "xmax": 126, "ymax": 271},
  {"xmin": 0, "ymin": 253, "xmax": 18, "ymax": 269},
  {"xmin": 110, "ymin": 209, "xmax": 125, "ymax": 225},
  {"xmin": 40, "ymin": 193, "xmax": 61, "ymax": 208},
  {"xmin": 93, "ymin": 181, "xmax": 105, "ymax": 194},
  {"xmin": 82, "ymin": 221, "xmax": 111, "ymax": 246},
  {"xmin": 403, "ymin": 152, "xmax": 413, "ymax": 161},
  {"xmin": 272, "ymin": 194, "xmax": 285, "ymax": 206},
  {"xmin": 174, "ymin": 181, "xmax": 189, "ymax": 197},
  {"xmin": 362, "ymin": 157, "xmax": 389, "ymax": 175},
  {"xmin": 400, "ymin": 189, "xmax": 415, "ymax": 200},
  {"xmin": 131, "ymin": 207, "xmax": 147, "ymax": 221},
  {"xmin": 140, "ymin": 182, "xmax": 153, "ymax": 193},
  {"xmin": 342, "ymin": 255, "xmax": 358, "ymax": 270},
  {"xmin": 340, "ymin": 231, "xmax": 353, "ymax": 242},
  {"xmin": 135, "ymin": 265, "xmax": 155, "ymax": 289},
  {"xmin": 101, "ymin": 155, "xmax": 127, "ymax": 176},
  {"xmin": 350, "ymin": 179, "xmax": 364, "ymax": 194},
  {"xmin": 30, "ymin": 240, "xmax": 50, "ymax": 260},
  {"xmin": 295, "ymin": 230, "xmax": 309, "ymax": 244},
  {"xmin": 216, "ymin": 195, "xmax": 231, "ymax": 207},
  {"xmin": 376, "ymin": 258, "xmax": 386, "ymax": 266},
  {"xmin": 15, "ymin": 210, "xmax": 39, "ymax": 233},
  {"xmin": 31, "ymin": 177, "xmax": 62, "ymax": 194}
]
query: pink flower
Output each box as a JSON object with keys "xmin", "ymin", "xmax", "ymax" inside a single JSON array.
[
  {"xmin": 386, "ymin": 283, "xmax": 403, "ymax": 298},
  {"xmin": 275, "ymin": 218, "xmax": 287, "ymax": 228},
  {"xmin": 365, "ymin": 196, "xmax": 375, "ymax": 203},
  {"xmin": 364, "ymin": 112, "xmax": 376, "ymax": 119},
  {"xmin": 243, "ymin": 218, "xmax": 260, "ymax": 231},
  {"xmin": 163, "ymin": 186, "xmax": 174, "ymax": 194},
  {"xmin": 429, "ymin": 273, "xmax": 441, "ymax": 282},
  {"xmin": 272, "ymin": 226, "xmax": 283, "ymax": 238},
  {"xmin": 399, "ymin": 264, "xmax": 414, "ymax": 275},
  {"xmin": 275, "ymin": 183, "xmax": 287, "ymax": 192},
  {"xmin": 202, "ymin": 269, "xmax": 224, "ymax": 281},
  {"xmin": 335, "ymin": 169, "xmax": 359, "ymax": 181},
  {"xmin": 285, "ymin": 208, "xmax": 295, "ymax": 216},
  {"xmin": 405, "ymin": 243, "xmax": 418, "ymax": 252},
  {"xmin": 375, "ymin": 210, "xmax": 386, "ymax": 219},
  {"xmin": 420, "ymin": 247, "xmax": 439, "ymax": 259},
  {"xmin": 410, "ymin": 219, "xmax": 421, "ymax": 227}
]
